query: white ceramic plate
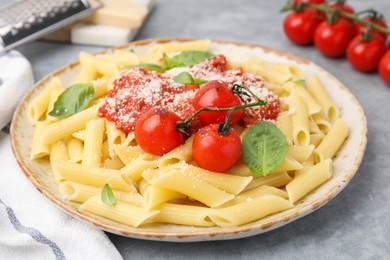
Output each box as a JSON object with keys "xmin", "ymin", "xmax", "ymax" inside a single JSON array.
[{"xmin": 10, "ymin": 39, "xmax": 367, "ymax": 242}]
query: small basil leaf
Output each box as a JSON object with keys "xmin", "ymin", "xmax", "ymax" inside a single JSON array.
[
  {"xmin": 173, "ymin": 72, "xmax": 194, "ymax": 84},
  {"xmin": 101, "ymin": 184, "xmax": 117, "ymax": 206},
  {"xmin": 242, "ymin": 121, "xmax": 288, "ymax": 176},
  {"xmin": 193, "ymin": 79, "xmax": 208, "ymax": 85},
  {"xmin": 163, "ymin": 51, "xmax": 214, "ymax": 69},
  {"xmin": 48, "ymin": 83, "xmax": 95, "ymax": 118},
  {"xmin": 127, "ymin": 63, "xmax": 166, "ymax": 72},
  {"xmin": 294, "ymin": 79, "xmax": 306, "ymax": 85}
]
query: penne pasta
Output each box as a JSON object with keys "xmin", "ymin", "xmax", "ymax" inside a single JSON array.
[
  {"xmin": 28, "ymin": 77, "xmax": 63, "ymax": 124},
  {"xmin": 80, "ymin": 196, "xmax": 158, "ymax": 227},
  {"xmin": 209, "ymin": 195, "xmax": 293, "ymax": 227},
  {"xmin": 314, "ymin": 118, "xmax": 349, "ymax": 163},
  {"xmin": 308, "ymin": 76, "xmax": 339, "ymax": 122},
  {"xmin": 286, "ymin": 159, "xmax": 333, "ymax": 203}
]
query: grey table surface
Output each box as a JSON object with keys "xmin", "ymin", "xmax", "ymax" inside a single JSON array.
[{"xmin": 10, "ymin": 0, "xmax": 390, "ymax": 259}]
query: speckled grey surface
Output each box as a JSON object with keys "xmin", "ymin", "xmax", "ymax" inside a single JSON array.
[{"xmin": 14, "ymin": 0, "xmax": 390, "ymax": 259}]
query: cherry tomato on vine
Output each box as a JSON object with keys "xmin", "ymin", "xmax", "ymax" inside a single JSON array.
[
  {"xmin": 193, "ymin": 80, "xmax": 243, "ymax": 126},
  {"xmin": 354, "ymin": 17, "xmax": 388, "ymax": 42},
  {"xmin": 347, "ymin": 34, "xmax": 386, "ymax": 72},
  {"xmin": 283, "ymin": 8, "xmax": 323, "ymax": 45},
  {"xmin": 314, "ymin": 17, "xmax": 354, "ymax": 57},
  {"xmin": 134, "ymin": 107, "xmax": 184, "ymax": 155},
  {"xmin": 379, "ymin": 51, "xmax": 390, "ymax": 85},
  {"xmin": 192, "ymin": 124, "xmax": 241, "ymax": 172}
]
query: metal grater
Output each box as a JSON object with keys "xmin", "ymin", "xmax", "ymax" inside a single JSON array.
[{"xmin": 0, "ymin": 0, "xmax": 103, "ymax": 54}]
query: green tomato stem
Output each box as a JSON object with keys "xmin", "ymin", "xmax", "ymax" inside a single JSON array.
[
  {"xmin": 175, "ymin": 84, "xmax": 267, "ymax": 133},
  {"xmin": 308, "ymin": 3, "xmax": 390, "ymax": 35}
]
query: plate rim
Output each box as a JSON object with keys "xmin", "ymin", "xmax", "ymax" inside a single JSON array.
[{"xmin": 10, "ymin": 38, "xmax": 368, "ymax": 240}]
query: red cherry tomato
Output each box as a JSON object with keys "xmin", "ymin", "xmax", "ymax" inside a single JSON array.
[
  {"xmin": 192, "ymin": 124, "xmax": 241, "ymax": 172},
  {"xmin": 347, "ymin": 35, "xmax": 386, "ymax": 72},
  {"xmin": 134, "ymin": 107, "xmax": 184, "ymax": 155},
  {"xmin": 314, "ymin": 17, "xmax": 354, "ymax": 57},
  {"xmin": 193, "ymin": 80, "xmax": 243, "ymax": 126},
  {"xmin": 354, "ymin": 17, "xmax": 388, "ymax": 41},
  {"xmin": 379, "ymin": 51, "xmax": 390, "ymax": 85},
  {"xmin": 283, "ymin": 8, "xmax": 323, "ymax": 45}
]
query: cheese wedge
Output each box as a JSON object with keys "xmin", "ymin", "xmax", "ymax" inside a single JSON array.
[{"xmin": 84, "ymin": 0, "xmax": 148, "ymax": 28}]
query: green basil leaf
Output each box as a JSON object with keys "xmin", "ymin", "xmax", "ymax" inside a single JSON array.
[
  {"xmin": 48, "ymin": 83, "xmax": 95, "ymax": 118},
  {"xmin": 101, "ymin": 184, "xmax": 117, "ymax": 206},
  {"xmin": 127, "ymin": 63, "xmax": 166, "ymax": 72},
  {"xmin": 242, "ymin": 121, "xmax": 288, "ymax": 176},
  {"xmin": 163, "ymin": 51, "xmax": 214, "ymax": 69},
  {"xmin": 294, "ymin": 79, "xmax": 306, "ymax": 85},
  {"xmin": 173, "ymin": 72, "xmax": 194, "ymax": 84},
  {"xmin": 193, "ymin": 79, "xmax": 208, "ymax": 85}
]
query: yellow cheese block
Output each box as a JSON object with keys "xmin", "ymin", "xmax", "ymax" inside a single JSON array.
[{"xmin": 84, "ymin": 0, "xmax": 148, "ymax": 28}]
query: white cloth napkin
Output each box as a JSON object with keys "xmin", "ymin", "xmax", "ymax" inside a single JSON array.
[
  {"xmin": 0, "ymin": 51, "xmax": 123, "ymax": 260},
  {"xmin": 0, "ymin": 51, "xmax": 34, "ymax": 129}
]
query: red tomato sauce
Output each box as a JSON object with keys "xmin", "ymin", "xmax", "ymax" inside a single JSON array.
[{"xmin": 99, "ymin": 55, "xmax": 280, "ymax": 133}]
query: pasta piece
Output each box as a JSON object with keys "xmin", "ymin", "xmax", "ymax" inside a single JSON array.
[
  {"xmin": 149, "ymin": 170, "xmax": 234, "ymax": 208},
  {"xmin": 209, "ymin": 195, "xmax": 293, "ymax": 227},
  {"xmin": 241, "ymin": 58, "xmax": 304, "ymax": 85},
  {"xmin": 59, "ymin": 181, "xmax": 142, "ymax": 204},
  {"xmin": 46, "ymin": 89, "xmax": 63, "ymax": 122},
  {"xmin": 137, "ymin": 178, "xmax": 149, "ymax": 196},
  {"xmin": 147, "ymin": 39, "xmax": 211, "ymax": 54},
  {"xmin": 105, "ymin": 120, "xmax": 126, "ymax": 158},
  {"xmin": 289, "ymin": 91, "xmax": 310, "ymax": 146},
  {"xmin": 28, "ymin": 77, "xmax": 63, "ymax": 124},
  {"xmin": 73, "ymin": 52, "xmax": 98, "ymax": 84},
  {"xmin": 114, "ymin": 145, "xmax": 146, "ymax": 164},
  {"xmin": 286, "ymin": 158, "xmax": 333, "ymax": 203},
  {"xmin": 123, "ymin": 132, "xmax": 137, "ymax": 146},
  {"xmin": 314, "ymin": 118, "xmax": 349, "ymax": 163},
  {"xmin": 310, "ymin": 133, "xmax": 324, "ymax": 147},
  {"xmin": 94, "ymin": 58, "xmax": 119, "ymax": 77},
  {"xmin": 308, "ymin": 76, "xmax": 339, "ymax": 122},
  {"xmin": 284, "ymin": 81, "xmax": 322, "ymax": 115},
  {"xmin": 312, "ymin": 111, "xmax": 332, "ymax": 134},
  {"xmin": 287, "ymin": 145, "xmax": 315, "ymax": 163},
  {"xmin": 72, "ymin": 129, "xmax": 86, "ymax": 141},
  {"xmin": 270, "ymin": 155, "xmax": 303, "ymax": 174},
  {"xmin": 30, "ymin": 120, "xmax": 51, "ymax": 159},
  {"xmin": 82, "ymin": 118, "xmax": 105, "ymax": 167},
  {"xmin": 219, "ymin": 185, "xmax": 288, "ymax": 208},
  {"xmin": 276, "ymin": 111, "xmax": 293, "ymax": 145},
  {"xmin": 153, "ymin": 203, "xmax": 215, "ymax": 227},
  {"xmin": 80, "ymin": 196, "xmax": 158, "ymax": 227},
  {"xmin": 157, "ymin": 135, "xmax": 194, "ymax": 168},
  {"xmin": 55, "ymin": 161, "xmax": 134, "ymax": 192},
  {"xmin": 243, "ymin": 172, "xmax": 293, "ymax": 192},
  {"xmin": 147, "ymin": 163, "xmax": 252, "ymax": 195},
  {"xmin": 101, "ymin": 140, "xmax": 110, "ymax": 162},
  {"xmin": 143, "ymin": 185, "xmax": 186, "ymax": 210},
  {"xmin": 308, "ymin": 117, "xmax": 325, "ymax": 135},
  {"xmin": 41, "ymin": 104, "xmax": 100, "ymax": 146},
  {"xmin": 92, "ymin": 77, "xmax": 109, "ymax": 99},
  {"xmin": 102, "ymin": 156, "xmax": 125, "ymax": 170},
  {"xmin": 49, "ymin": 141, "xmax": 69, "ymax": 183},
  {"xmin": 120, "ymin": 154, "xmax": 159, "ymax": 182},
  {"xmin": 66, "ymin": 137, "xmax": 83, "ymax": 163}
]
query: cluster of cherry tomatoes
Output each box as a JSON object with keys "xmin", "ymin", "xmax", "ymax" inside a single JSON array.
[
  {"xmin": 282, "ymin": 0, "xmax": 390, "ymax": 85},
  {"xmin": 134, "ymin": 80, "xmax": 243, "ymax": 172}
]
